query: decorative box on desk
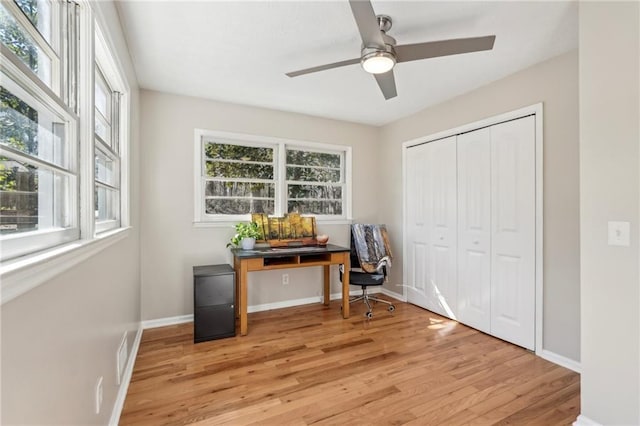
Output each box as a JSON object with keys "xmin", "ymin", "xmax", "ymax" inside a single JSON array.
[{"xmin": 193, "ymin": 264, "xmax": 235, "ymax": 343}]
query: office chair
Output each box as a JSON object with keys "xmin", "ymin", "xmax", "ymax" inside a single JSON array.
[{"xmin": 340, "ymin": 224, "xmax": 395, "ymax": 319}]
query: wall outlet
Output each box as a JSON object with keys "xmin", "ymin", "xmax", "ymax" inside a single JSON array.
[
  {"xmin": 117, "ymin": 332, "xmax": 128, "ymax": 385},
  {"xmin": 608, "ymin": 221, "xmax": 631, "ymax": 246},
  {"xmin": 95, "ymin": 376, "xmax": 103, "ymax": 414},
  {"xmin": 282, "ymin": 273, "xmax": 289, "ymax": 286}
]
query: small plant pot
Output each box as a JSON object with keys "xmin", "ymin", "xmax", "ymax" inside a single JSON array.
[{"xmin": 241, "ymin": 237, "xmax": 256, "ymax": 250}]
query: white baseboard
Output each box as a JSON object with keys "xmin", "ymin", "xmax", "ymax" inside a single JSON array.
[
  {"xmin": 141, "ymin": 314, "xmax": 193, "ymax": 329},
  {"xmin": 573, "ymin": 414, "xmax": 602, "ymax": 426},
  {"xmin": 141, "ymin": 289, "xmax": 376, "ymax": 329},
  {"xmin": 109, "ymin": 325, "xmax": 143, "ymax": 426},
  {"xmin": 381, "ymin": 287, "xmax": 405, "ymax": 302},
  {"xmin": 538, "ymin": 349, "xmax": 581, "ymax": 373}
]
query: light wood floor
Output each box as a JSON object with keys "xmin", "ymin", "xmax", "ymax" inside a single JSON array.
[{"xmin": 120, "ymin": 299, "xmax": 580, "ymax": 425}]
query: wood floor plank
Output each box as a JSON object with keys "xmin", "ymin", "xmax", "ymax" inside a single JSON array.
[{"xmin": 120, "ymin": 301, "xmax": 579, "ymax": 425}]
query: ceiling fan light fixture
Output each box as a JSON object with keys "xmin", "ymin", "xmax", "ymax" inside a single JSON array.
[{"xmin": 361, "ymin": 51, "xmax": 396, "ymax": 74}]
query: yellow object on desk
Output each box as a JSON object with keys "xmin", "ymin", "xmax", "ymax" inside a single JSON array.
[{"xmin": 251, "ymin": 213, "xmax": 318, "ymax": 247}]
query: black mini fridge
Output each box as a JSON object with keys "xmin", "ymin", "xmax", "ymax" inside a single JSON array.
[{"xmin": 193, "ymin": 264, "xmax": 236, "ymax": 343}]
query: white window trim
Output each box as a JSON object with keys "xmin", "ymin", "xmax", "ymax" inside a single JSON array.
[
  {"xmin": 93, "ymin": 17, "xmax": 128, "ymax": 234},
  {"xmin": 193, "ymin": 129, "xmax": 353, "ymax": 226},
  {"xmin": 0, "ymin": 1, "xmax": 133, "ymax": 304},
  {"xmin": 0, "ymin": 226, "xmax": 131, "ymax": 304}
]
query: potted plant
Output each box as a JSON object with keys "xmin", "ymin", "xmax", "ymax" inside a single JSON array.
[{"xmin": 227, "ymin": 221, "xmax": 262, "ymax": 250}]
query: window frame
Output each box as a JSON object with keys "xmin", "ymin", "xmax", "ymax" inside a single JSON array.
[
  {"xmin": 92, "ymin": 17, "xmax": 128, "ymax": 235},
  {"xmin": 200, "ymin": 136, "xmax": 278, "ymax": 221},
  {"xmin": 284, "ymin": 144, "xmax": 347, "ymax": 220},
  {"xmin": 0, "ymin": 2, "xmax": 79, "ymax": 261},
  {"xmin": 193, "ymin": 129, "xmax": 352, "ymax": 225},
  {"xmin": 1, "ymin": 0, "xmax": 60, "ymax": 93}
]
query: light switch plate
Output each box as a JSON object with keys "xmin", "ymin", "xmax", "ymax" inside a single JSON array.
[{"xmin": 608, "ymin": 221, "xmax": 631, "ymax": 246}]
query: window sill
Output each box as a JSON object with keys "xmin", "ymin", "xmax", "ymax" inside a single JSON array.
[
  {"xmin": 0, "ymin": 227, "xmax": 132, "ymax": 305},
  {"xmin": 193, "ymin": 218, "xmax": 354, "ymax": 228}
]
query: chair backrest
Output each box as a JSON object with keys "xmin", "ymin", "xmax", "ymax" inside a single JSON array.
[{"xmin": 350, "ymin": 224, "xmax": 393, "ymax": 274}]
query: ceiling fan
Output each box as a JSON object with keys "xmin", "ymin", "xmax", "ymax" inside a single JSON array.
[{"xmin": 285, "ymin": 0, "xmax": 496, "ymax": 100}]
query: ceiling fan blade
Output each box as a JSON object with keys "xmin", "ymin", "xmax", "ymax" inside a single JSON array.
[
  {"xmin": 374, "ymin": 70, "xmax": 397, "ymax": 100},
  {"xmin": 395, "ymin": 35, "xmax": 496, "ymax": 63},
  {"xmin": 286, "ymin": 58, "xmax": 361, "ymax": 77},
  {"xmin": 349, "ymin": 0, "xmax": 385, "ymax": 48}
]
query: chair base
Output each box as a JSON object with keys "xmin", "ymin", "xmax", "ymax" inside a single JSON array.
[{"xmin": 349, "ymin": 287, "xmax": 395, "ymax": 318}]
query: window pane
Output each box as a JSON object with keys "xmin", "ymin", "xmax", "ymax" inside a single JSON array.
[
  {"xmin": 0, "ymin": 156, "xmax": 71, "ymax": 234},
  {"xmin": 286, "ymin": 149, "xmax": 341, "ymax": 168},
  {"xmin": 288, "ymin": 184, "xmax": 342, "ymax": 200},
  {"xmin": 288, "ymin": 200, "xmax": 342, "ymax": 215},
  {"xmin": 205, "ymin": 198, "xmax": 274, "ymax": 215},
  {"xmin": 0, "ymin": 3, "xmax": 52, "ymax": 86},
  {"xmin": 95, "ymin": 69, "xmax": 110, "ymax": 119},
  {"xmin": 95, "ymin": 111, "xmax": 110, "ymax": 143},
  {"xmin": 0, "ymin": 84, "xmax": 67, "ymax": 168},
  {"xmin": 204, "ymin": 142, "xmax": 273, "ymax": 162},
  {"xmin": 95, "ymin": 186, "xmax": 118, "ymax": 222},
  {"xmin": 14, "ymin": 0, "xmax": 51, "ymax": 43},
  {"xmin": 205, "ymin": 181, "xmax": 274, "ymax": 198},
  {"xmin": 95, "ymin": 148, "xmax": 116, "ymax": 187},
  {"xmin": 286, "ymin": 166, "xmax": 340, "ymax": 183},
  {"xmin": 205, "ymin": 161, "xmax": 273, "ymax": 179}
]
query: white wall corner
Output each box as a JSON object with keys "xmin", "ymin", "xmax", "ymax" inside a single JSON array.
[
  {"xmin": 538, "ymin": 349, "xmax": 581, "ymax": 373},
  {"xmin": 108, "ymin": 325, "xmax": 143, "ymax": 426},
  {"xmin": 573, "ymin": 414, "xmax": 603, "ymax": 426},
  {"xmin": 381, "ymin": 287, "xmax": 406, "ymax": 302}
]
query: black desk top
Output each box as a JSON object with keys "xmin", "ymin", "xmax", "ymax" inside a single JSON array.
[{"xmin": 231, "ymin": 243, "xmax": 350, "ymax": 259}]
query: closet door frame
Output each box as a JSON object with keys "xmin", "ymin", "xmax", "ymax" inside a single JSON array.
[{"xmin": 401, "ymin": 103, "xmax": 543, "ymax": 354}]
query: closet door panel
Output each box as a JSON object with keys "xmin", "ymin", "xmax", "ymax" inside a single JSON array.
[
  {"xmin": 490, "ymin": 116, "xmax": 536, "ymax": 350},
  {"xmin": 457, "ymin": 128, "xmax": 491, "ymax": 333},
  {"xmin": 425, "ymin": 137, "xmax": 458, "ymax": 318},
  {"xmin": 406, "ymin": 143, "xmax": 431, "ymax": 309}
]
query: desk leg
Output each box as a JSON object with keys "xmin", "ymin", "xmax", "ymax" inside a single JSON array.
[
  {"xmin": 342, "ymin": 253, "xmax": 350, "ymax": 319},
  {"xmin": 323, "ymin": 265, "xmax": 330, "ymax": 306},
  {"xmin": 239, "ymin": 259, "xmax": 248, "ymax": 336},
  {"xmin": 234, "ymin": 257, "xmax": 240, "ymax": 319}
]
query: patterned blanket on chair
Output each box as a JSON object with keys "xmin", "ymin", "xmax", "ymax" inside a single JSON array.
[{"xmin": 351, "ymin": 224, "xmax": 393, "ymax": 274}]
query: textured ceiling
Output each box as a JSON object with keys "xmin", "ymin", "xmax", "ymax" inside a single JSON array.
[{"xmin": 117, "ymin": 1, "xmax": 578, "ymax": 126}]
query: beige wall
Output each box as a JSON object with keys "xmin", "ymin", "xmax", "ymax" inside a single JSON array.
[
  {"xmin": 0, "ymin": 2, "xmax": 141, "ymax": 424},
  {"xmin": 579, "ymin": 2, "xmax": 640, "ymax": 424},
  {"xmin": 378, "ymin": 50, "xmax": 580, "ymax": 361},
  {"xmin": 139, "ymin": 90, "xmax": 380, "ymax": 321}
]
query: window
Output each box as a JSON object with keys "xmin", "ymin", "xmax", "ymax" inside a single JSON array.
[
  {"xmin": 0, "ymin": 0, "xmax": 130, "ymax": 266},
  {"xmin": 93, "ymin": 64, "xmax": 121, "ymax": 233},
  {"xmin": 0, "ymin": 0, "xmax": 79, "ymax": 261},
  {"xmin": 195, "ymin": 130, "xmax": 351, "ymax": 223},
  {"xmin": 0, "ymin": 0, "xmax": 54, "ymax": 89},
  {"xmin": 286, "ymin": 148, "xmax": 344, "ymax": 216},
  {"xmin": 202, "ymin": 141, "xmax": 276, "ymax": 215}
]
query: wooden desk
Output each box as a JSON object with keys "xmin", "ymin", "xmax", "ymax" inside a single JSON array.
[{"xmin": 231, "ymin": 244, "xmax": 351, "ymax": 336}]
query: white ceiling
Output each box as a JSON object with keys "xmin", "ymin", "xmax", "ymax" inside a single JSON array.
[{"xmin": 116, "ymin": 1, "xmax": 578, "ymax": 126}]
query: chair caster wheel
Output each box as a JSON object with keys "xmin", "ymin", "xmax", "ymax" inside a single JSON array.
[
  {"xmin": 365, "ymin": 311, "xmax": 373, "ymax": 319},
  {"xmin": 388, "ymin": 305, "xmax": 395, "ymax": 312}
]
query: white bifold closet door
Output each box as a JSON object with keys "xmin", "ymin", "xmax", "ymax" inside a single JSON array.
[
  {"xmin": 457, "ymin": 128, "xmax": 492, "ymax": 334},
  {"xmin": 406, "ymin": 136, "xmax": 457, "ymax": 319},
  {"xmin": 490, "ymin": 116, "xmax": 536, "ymax": 350},
  {"xmin": 406, "ymin": 115, "xmax": 536, "ymax": 350}
]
